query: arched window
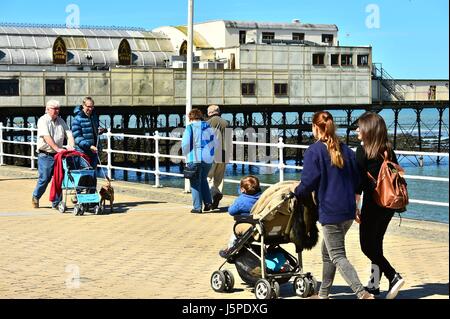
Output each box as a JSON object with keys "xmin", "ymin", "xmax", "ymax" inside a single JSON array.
[
  {"xmin": 179, "ymin": 40, "xmax": 187, "ymax": 56},
  {"xmin": 53, "ymin": 37, "xmax": 67, "ymax": 64},
  {"xmin": 118, "ymin": 39, "xmax": 131, "ymax": 65}
]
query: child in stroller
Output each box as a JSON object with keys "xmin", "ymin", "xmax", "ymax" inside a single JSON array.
[
  {"xmin": 57, "ymin": 153, "xmax": 103, "ymax": 216},
  {"xmin": 210, "ymin": 181, "xmax": 319, "ymax": 299}
]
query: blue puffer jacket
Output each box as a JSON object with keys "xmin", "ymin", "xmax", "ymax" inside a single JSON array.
[{"xmin": 71, "ymin": 105, "xmax": 100, "ymax": 159}]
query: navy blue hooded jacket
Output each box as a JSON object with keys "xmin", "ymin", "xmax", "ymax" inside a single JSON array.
[
  {"xmin": 71, "ymin": 105, "xmax": 100, "ymax": 159},
  {"xmin": 294, "ymin": 141, "xmax": 360, "ymax": 225}
]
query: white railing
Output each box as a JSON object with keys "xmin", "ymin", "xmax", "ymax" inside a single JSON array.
[{"xmin": 0, "ymin": 124, "xmax": 448, "ymax": 208}]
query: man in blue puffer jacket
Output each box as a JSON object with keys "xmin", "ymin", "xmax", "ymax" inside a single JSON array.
[{"xmin": 71, "ymin": 96, "xmax": 102, "ymax": 173}]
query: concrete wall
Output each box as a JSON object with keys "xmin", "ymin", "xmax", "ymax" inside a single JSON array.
[
  {"xmin": 0, "ymin": 66, "xmax": 372, "ymax": 107},
  {"xmin": 372, "ymin": 79, "xmax": 449, "ymax": 102}
]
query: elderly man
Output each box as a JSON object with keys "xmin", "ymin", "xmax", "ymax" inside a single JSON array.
[
  {"xmin": 32, "ymin": 100, "xmax": 75, "ymax": 209},
  {"xmin": 207, "ymin": 105, "xmax": 230, "ymax": 209}
]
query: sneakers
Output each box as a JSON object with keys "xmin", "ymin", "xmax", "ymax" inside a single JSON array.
[
  {"xmin": 365, "ymin": 286, "xmax": 380, "ymax": 295},
  {"xmin": 32, "ymin": 196, "xmax": 39, "ymax": 208},
  {"xmin": 386, "ymin": 273, "xmax": 405, "ymax": 299},
  {"xmin": 358, "ymin": 291, "xmax": 375, "ymax": 299},
  {"xmin": 211, "ymin": 193, "xmax": 223, "ymax": 210},
  {"xmin": 203, "ymin": 204, "xmax": 212, "ymax": 212},
  {"xmin": 190, "ymin": 209, "xmax": 202, "ymax": 214}
]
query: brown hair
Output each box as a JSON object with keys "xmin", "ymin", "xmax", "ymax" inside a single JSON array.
[
  {"xmin": 357, "ymin": 112, "xmax": 392, "ymax": 160},
  {"xmin": 312, "ymin": 111, "xmax": 344, "ymax": 168},
  {"xmin": 188, "ymin": 108, "xmax": 203, "ymax": 121},
  {"xmin": 240, "ymin": 175, "xmax": 261, "ymax": 195}
]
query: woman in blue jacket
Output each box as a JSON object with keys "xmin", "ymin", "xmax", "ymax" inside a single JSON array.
[
  {"xmin": 71, "ymin": 97, "xmax": 101, "ymax": 171},
  {"xmin": 292, "ymin": 111, "xmax": 373, "ymax": 299},
  {"xmin": 182, "ymin": 108, "xmax": 215, "ymax": 214}
]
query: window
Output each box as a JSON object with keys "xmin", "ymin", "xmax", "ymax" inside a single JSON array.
[
  {"xmin": 312, "ymin": 53, "xmax": 325, "ymax": 66},
  {"xmin": 331, "ymin": 54, "xmax": 340, "ymax": 66},
  {"xmin": 428, "ymin": 85, "xmax": 436, "ymax": 100},
  {"xmin": 239, "ymin": 30, "xmax": 246, "ymax": 44},
  {"xmin": 292, "ymin": 33, "xmax": 305, "ymax": 41},
  {"xmin": 46, "ymin": 79, "xmax": 65, "ymax": 96},
  {"xmin": 274, "ymin": 83, "xmax": 288, "ymax": 96},
  {"xmin": 357, "ymin": 55, "xmax": 369, "ymax": 66},
  {"xmin": 341, "ymin": 54, "xmax": 353, "ymax": 66},
  {"xmin": 262, "ymin": 32, "xmax": 275, "ymax": 44},
  {"xmin": 0, "ymin": 79, "xmax": 19, "ymax": 96},
  {"xmin": 322, "ymin": 34, "xmax": 334, "ymax": 44},
  {"xmin": 241, "ymin": 83, "xmax": 255, "ymax": 96}
]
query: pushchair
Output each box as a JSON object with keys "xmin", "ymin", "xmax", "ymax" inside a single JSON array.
[
  {"xmin": 57, "ymin": 154, "xmax": 103, "ymax": 216},
  {"xmin": 210, "ymin": 181, "xmax": 319, "ymax": 299}
]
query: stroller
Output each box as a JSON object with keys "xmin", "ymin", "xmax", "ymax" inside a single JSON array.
[
  {"xmin": 210, "ymin": 181, "xmax": 319, "ymax": 299},
  {"xmin": 57, "ymin": 154, "xmax": 103, "ymax": 216}
]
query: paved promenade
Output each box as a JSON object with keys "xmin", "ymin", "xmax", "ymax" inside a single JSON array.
[{"xmin": 0, "ymin": 166, "xmax": 448, "ymax": 299}]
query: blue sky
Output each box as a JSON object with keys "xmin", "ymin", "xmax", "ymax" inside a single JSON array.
[{"xmin": 1, "ymin": 0, "xmax": 448, "ymax": 79}]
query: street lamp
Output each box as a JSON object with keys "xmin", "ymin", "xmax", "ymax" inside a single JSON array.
[
  {"xmin": 184, "ymin": 0, "xmax": 194, "ymax": 193},
  {"xmin": 186, "ymin": 0, "xmax": 194, "ymax": 124}
]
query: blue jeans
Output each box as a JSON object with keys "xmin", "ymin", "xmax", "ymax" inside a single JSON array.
[
  {"xmin": 319, "ymin": 220, "xmax": 365, "ymax": 298},
  {"xmin": 190, "ymin": 162, "xmax": 212, "ymax": 211},
  {"xmin": 32, "ymin": 153, "xmax": 60, "ymax": 207}
]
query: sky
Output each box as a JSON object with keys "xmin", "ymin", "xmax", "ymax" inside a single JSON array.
[{"xmin": 1, "ymin": 0, "xmax": 448, "ymax": 79}]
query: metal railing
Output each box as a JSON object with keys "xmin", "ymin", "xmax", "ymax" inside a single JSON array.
[{"xmin": 0, "ymin": 124, "xmax": 448, "ymax": 208}]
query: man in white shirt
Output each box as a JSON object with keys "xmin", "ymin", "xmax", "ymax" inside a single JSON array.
[{"xmin": 32, "ymin": 100, "xmax": 75, "ymax": 209}]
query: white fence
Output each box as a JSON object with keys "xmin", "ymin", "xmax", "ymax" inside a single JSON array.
[{"xmin": 0, "ymin": 123, "xmax": 448, "ymax": 208}]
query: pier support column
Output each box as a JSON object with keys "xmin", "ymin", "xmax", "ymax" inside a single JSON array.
[{"xmin": 393, "ymin": 109, "xmax": 400, "ymax": 149}]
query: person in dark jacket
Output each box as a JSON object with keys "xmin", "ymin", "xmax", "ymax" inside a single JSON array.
[
  {"xmin": 355, "ymin": 112, "xmax": 405, "ymax": 299},
  {"xmin": 71, "ymin": 97, "xmax": 102, "ymax": 169},
  {"xmin": 292, "ymin": 111, "xmax": 373, "ymax": 299}
]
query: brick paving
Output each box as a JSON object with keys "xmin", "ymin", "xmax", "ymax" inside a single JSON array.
[{"xmin": 0, "ymin": 166, "xmax": 448, "ymax": 299}]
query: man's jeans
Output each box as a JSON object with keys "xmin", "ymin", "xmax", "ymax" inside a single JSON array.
[
  {"xmin": 32, "ymin": 153, "xmax": 60, "ymax": 207},
  {"xmin": 319, "ymin": 220, "xmax": 365, "ymax": 298},
  {"xmin": 190, "ymin": 162, "xmax": 212, "ymax": 211}
]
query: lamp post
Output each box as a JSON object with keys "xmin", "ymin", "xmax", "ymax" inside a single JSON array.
[
  {"xmin": 186, "ymin": 0, "xmax": 194, "ymax": 122},
  {"xmin": 184, "ymin": 0, "xmax": 194, "ymax": 193}
]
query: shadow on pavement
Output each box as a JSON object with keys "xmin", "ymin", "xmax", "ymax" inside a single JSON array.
[{"xmin": 107, "ymin": 200, "xmax": 167, "ymax": 214}]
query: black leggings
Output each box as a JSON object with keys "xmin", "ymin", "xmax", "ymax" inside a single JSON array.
[{"xmin": 359, "ymin": 203, "xmax": 396, "ymax": 281}]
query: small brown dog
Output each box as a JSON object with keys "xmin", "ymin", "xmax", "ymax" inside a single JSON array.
[{"xmin": 99, "ymin": 177, "xmax": 114, "ymax": 213}]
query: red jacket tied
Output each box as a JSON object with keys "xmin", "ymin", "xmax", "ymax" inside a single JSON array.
[{"xmin": 50, "ymin": 150, "xmax": 91, "ymax": 201}]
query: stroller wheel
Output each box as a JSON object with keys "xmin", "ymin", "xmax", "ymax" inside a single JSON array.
[
  {"xmin": 309, "ymin": 275, "xmax": 318, "ymax": 296},
  {"xmin": 271, "ymin": 281, "xmax": 280, "ymax": 299},
  {"xmin": 222, "ymin": 270, "xmax": 235, "ymax": 292},
  {"xmin": 294, "ymin": 276, "xmax": 311, "ymax": 298},
  {"xmin": 58, "ymin": 202, "xmax": 66, "ymax": 214},
  {"xmin": 255, "ymin": 279, "xmax": 272, "ymax": 299},
  {"xmin": 210, "ymin": 271, "xmax": 227, "ymax": 292},
  {"xmin": 73, "ymin": 205, "xmax": 80, "ymax": 216},
  {"xmin": 94, "ymin": 205, "xmax": 102, "ymax": 215}
]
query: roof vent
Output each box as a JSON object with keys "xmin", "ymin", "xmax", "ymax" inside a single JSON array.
[{"xmin": 292, "ymin": 19, "xmax": 301, "ymax": 23}]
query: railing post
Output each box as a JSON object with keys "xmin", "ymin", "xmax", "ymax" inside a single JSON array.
[
  {"xmin": 278, "ymin": 137, "xmax": 284, "ymax": 183},
  {"xmin": 106, "ymin": 129, "xmax": 112, "ymax": 180},
  {"xmin": 30, "ymin": 124, "xmax": 36, "ymax": 170},
  {"xmin": 153, "ymin": 131, "xmax": 161, "ymax": 188},
  {"xmin": 0, "ymin": 123, "xmax": 4, "ymax": 166}
]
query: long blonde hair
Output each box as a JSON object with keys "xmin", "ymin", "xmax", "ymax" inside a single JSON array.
[
  {"xmin": 357, "ymin": 112, "xmax": 392, "ymax": 160},
  {"xmin": 312, "ymin": 111, "xmax": 344, "ymax": 168}
]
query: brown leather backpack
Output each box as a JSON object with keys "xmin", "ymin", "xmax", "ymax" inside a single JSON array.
[{"xmin": 368, "ymin": 151, "xmax": 409, "ymax": 210}]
